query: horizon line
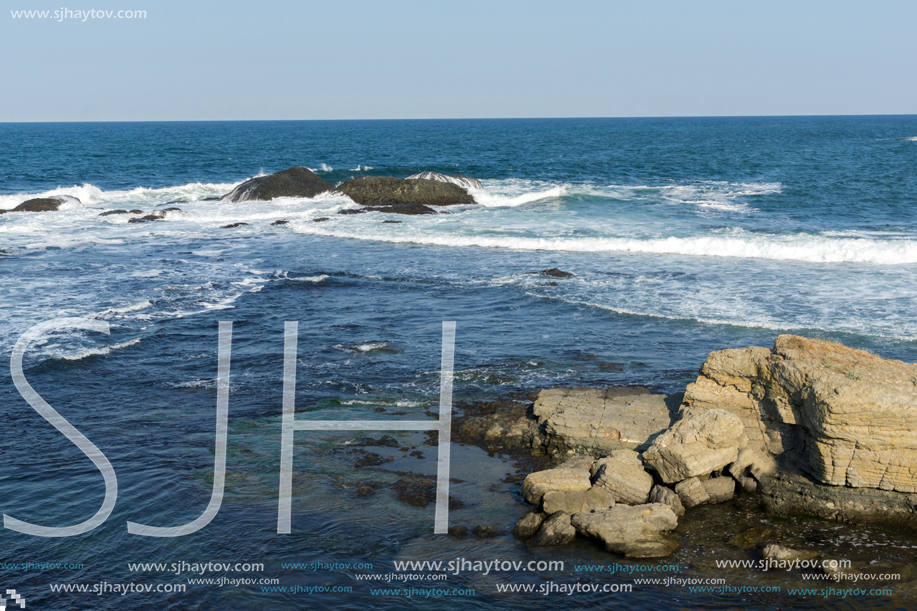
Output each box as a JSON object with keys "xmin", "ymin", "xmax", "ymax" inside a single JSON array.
[{"xmin": 2, "ymin": 113, "xmax": 917, "ymax": 125}]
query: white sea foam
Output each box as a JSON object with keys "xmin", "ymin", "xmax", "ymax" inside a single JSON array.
[
  {"xmin": 694, "ymin": 201, "xmax": 753, "ymax": 212},
  {"xmin": 351, "ymin": 165, "xmax": 374, "ymax": 171},
  {"xmin": 0, "ymin": 184, "xmax": 103, "ymax": 209},
  {"xmin": 94, "ymin": 300, "xmax": 153, "ymax": 318},
  {"xmin": 294, "ymin": 224, "xmax": 917, "ymax": 265},
  {"xmin": 56, "ymin": 337, "xmax": 142, "ymax": 361},
  {"xmin": 0, "ymin": 181, "xmax": 242, "ymax": 212},
  {"xmin": 131, "ymin": 269, "xmax": 163, "ymax": 277},
  {"xmin": 907, "ymin": 137, "xmax": 917, "ymax": 142},
  {"xmin": 354, "ymin": 342, "xmax": 388, "ymax": 352},
  {"xmin": 338, "ymin": 398, "xmax": 426, "ymax": 408},
  {"xmin": 529, "ymin": 292, "xmax": 917, "ymax": 342},
  {"xmin": 470, "ymin": 180, "xmax": 567, "ymax": 207},
  {"xmin": 166, "ymin": 378, "xmax": 223, "ymax": 389},
  {"xmin": 284, "ymin": 274, "xmax": 329, "ymax": 283}
]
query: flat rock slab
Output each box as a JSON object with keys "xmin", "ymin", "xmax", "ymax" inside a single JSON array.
[
  {"xmin": 535, "ymin": 388, "xmax": 676, "ymax": 455},
  {"xmin": 592, "ymin": 455, "xmax": 654, "ymax": 505}
]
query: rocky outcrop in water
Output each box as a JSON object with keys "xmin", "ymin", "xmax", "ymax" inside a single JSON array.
[
  {"xmin": 336, "ymin": 176, "xmax": 475, "ymax": 215},
  {"xmin": 1, "ymin": 195, "xmax": 79, "ymax": 214},
  {"xmin": 482, "ymin": 335, "xmax": 917, "ymax": 561},
  {"xmin": 406, "ymin": 171, "xmax": 483, "ymax": 190},
  {"xmin": 222, "ymin": 167, "xmax": 334, "ymax": 202}
]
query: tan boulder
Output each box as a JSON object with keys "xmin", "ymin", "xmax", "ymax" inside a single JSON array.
[
  {"xmin": 674, "ymin": 477, "xmax": 710, "ymax": 508},
  {"xmin": 648, "ymin": 485, "xmax": 685, "ymax": 516},
  {"xmin": 702, "ymin": 476, "xmax": 736, "ymax": 504},
  {"xmin": 642, "ymin": 409, "xmax": 746, "ymax": 483},
  {"xmin": 591, "ymin": 451, "xmax": 655, "ymax": 505}
]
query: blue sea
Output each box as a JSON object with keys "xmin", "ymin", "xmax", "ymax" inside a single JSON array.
[{"xmin": 1, "ymin": 117, "xmax": 916, "ymax": 610}]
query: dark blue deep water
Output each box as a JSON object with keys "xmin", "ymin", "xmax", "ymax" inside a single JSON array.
[{"xmin": 1, "ymin": 117, "xmax": 916, "ymax": 610}]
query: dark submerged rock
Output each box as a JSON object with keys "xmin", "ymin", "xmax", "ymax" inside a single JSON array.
[
  {"xmin": 730, "ymin": 527, "xmax": 774, "ymax": 549},
  {"xmin": 128, "ymin": 208, "xmax": 181, "ymax": 223},
  {"xmin": 365, "ymin": 204, "xmax": 436, "ymax": 215},
  {"xmin": 99, "ymin": 209, "xmax": 129, "ymax": 217},
  {"xmin": 129, "ymin": 214, "xmax": 164, "ymax": 223},
  {"xmin": 221, "ymin": 222, "xmax": 249, "ymax": 229},
  {"xmin": 222, "ymin": 167, "xmax": 334, "ymax": 202},
  {"xmin": 393, "ymin": 478, "xmax": 463, "ymax": 509},
  {"xmin": 540, "ymin": 268, "xmax": 574, "ymax": 278},
  {"xmin": 272, "ymin": 219, "xmax": 289, "ymax": 226}
]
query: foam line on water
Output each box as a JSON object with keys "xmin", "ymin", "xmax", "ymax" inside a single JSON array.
[{"xmin": 292, "ymin": 225, "xmax": 917, "ymax": 265}]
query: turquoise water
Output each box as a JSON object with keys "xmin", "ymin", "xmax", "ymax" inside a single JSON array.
[{"xmin": 1, "ymin": 117, "xmax": 916, "ymax": 609}]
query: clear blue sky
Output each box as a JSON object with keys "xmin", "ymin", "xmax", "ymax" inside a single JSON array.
[{"xmin": 2, "ymin": 0, "xmax": 915, "ymax": 121}]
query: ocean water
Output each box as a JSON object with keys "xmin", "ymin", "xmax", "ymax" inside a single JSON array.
[{"xmin": 1, "ymin": 117, "xmax": 916, "ymax": 609}]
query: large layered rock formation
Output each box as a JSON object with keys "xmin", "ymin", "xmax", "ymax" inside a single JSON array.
[
  {"xmin": 222, "ymin": 167, "xmax": 334, "ymax": 202},
  {"xmin": 679, "ymin": 335, "xmax": 917, "ymax": 525}
]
